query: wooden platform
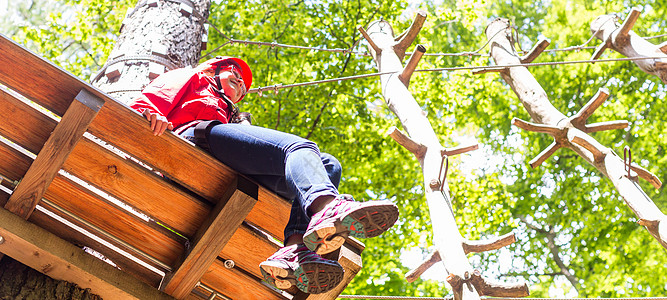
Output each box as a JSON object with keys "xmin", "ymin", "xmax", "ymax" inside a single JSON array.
[{"xmin": 0, "ymin": 33, "xmax": 363, "ymax": 300}]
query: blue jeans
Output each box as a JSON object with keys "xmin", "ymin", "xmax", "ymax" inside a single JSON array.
[{"xmin": 180, "ymin": 124, "xmax": 341, "ymax": 244}]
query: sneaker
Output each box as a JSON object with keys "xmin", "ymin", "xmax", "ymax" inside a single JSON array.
[
  {"xmin": 259, "ymin": 244, "xmax": 344, "ymax": 294},
  {"xmin": 303, "ymin": 194, "xmax": 399, "ymax": 255}
]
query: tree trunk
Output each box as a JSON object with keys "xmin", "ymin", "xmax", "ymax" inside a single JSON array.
[
  {"xmin": 486, "ymin": 17, "xmax": 667, "ymax": 249},
  {"xmin": 0, "ymin": 256, "xmax": 102, "ymax": 300},
  {"xmin": 92, "ymin": 0, "xmax": 211, "ymax": 103}
]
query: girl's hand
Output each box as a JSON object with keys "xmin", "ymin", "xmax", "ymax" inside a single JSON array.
[{"xmin": 143, "ymin": 110, "xmax": 174, "ymax": 136}]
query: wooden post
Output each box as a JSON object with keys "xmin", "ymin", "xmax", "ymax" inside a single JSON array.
[
  {"xmin": 590, "ymin": 7, "xmax": 667, "ymax": 84},
  {"xmin": 486, "ymin": 18, "xmax": 667, "ymax": 250},
  {"xmin": 4, "ymin": 89, "xmax": 104, "ymax": 219},
  {"xmin": 0, "ymin": 206, "xmax": 174, "ymax": 300},
  {"xmin": 161, "ymin": 177, "xmax": 257, "ymax": 299},
  {"xmin": 362, "ymin": 12, "xmax": 527, "ymax": 299}
]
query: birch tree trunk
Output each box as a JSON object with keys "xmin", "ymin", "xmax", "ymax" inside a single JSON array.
[
  {"xmin": 486, "ymin": 18, "xmax": 667, "ymax": 250},
  {"xmin": 362, "ymin": 15, "xmax": 478, "ymax": 300}
]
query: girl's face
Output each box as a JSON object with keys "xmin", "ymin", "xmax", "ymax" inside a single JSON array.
[{"xmin": 218, "ymin": 64, "xmax": 247, "ymax": 103}]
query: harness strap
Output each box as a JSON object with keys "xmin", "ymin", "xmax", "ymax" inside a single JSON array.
[{"xmin": 193, "ymin": 120, "xmax": 222, "ymax": 152}]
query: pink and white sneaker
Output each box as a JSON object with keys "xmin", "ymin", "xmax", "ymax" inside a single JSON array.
[
  {"xmin": 303, "ymin": 195, "xmax": 399, "ymax": 255},
  {"xmin": 259, "ymin": 244, "xmax": 344, "ymax": 294}
]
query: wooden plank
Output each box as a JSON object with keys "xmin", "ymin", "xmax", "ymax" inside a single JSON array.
[
  {"xmin": 28, "ymin": 206, "xmax": 164, "ymax": 287},
  {"xmin": 0, "ymin": 133, "xmax": 186, "ymax": 267},
  {"xmin": 0, "ymin": 134, "xmax": 32, "ymax": 182},
  {"xmin": 87, "ymin": 101, "xmax": 237, "ymax": 203},
  {"xmin": 163, "ymin": 177, "xmax": 258, "ymax": 299},
  {"xmin": 0, "ymin": 87, "xmax": 210, "ymax": 237},
  {"xmin": 87, "ymin": 101, "xmax": 293, "ymax": 239},
  {"xmin": 5, "ymin": 90, "xmax": 103, "ymax": 219},
  {"xmin": 249, "ymin": 188, "xmax": 291, "ymax": 241},
  {"xmin": 0, "ymin": 34, "xmax": 82, "ymax": 116},
  {"xmin": 200, "ymin": 259, "xmax": 289, "ymax": 300},
  {"xmin": 0, "ymin": 85, "xmax": 54, "ymax": 154},
  {"xmin": 0, "ymin": 206, "xmax": 174, "ymax": 300},
  {"xmin": 220, "ymin": 224, "xmax": 281, "ymax": 279},
  {"xmin": 45, "ymin": 176, "xmax": 185, "ymax": 267},
  {"xmin": 64, "ymin": 137, "xmax": 210, "ymax": 237}
]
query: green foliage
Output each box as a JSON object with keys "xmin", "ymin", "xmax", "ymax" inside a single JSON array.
[{"xmin": 4, "ymin": 0, "xmax": 667, "ymax": 297}]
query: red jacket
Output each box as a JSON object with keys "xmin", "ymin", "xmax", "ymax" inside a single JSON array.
[{"xmin": 129, "ymin": 67, "xmax": 235, "ymax": 132}]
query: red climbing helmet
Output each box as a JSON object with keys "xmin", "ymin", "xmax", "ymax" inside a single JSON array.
[{"xmin": 196, "ymin": 56, "xmax": 253, "ymax": 101}]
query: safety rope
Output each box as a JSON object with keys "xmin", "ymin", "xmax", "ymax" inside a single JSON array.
[
  {"xmin": 90, "ymin": 54, "xmax": 180, "ymax": 83},
  {"xmin": 201, "ymin": 17, "xmax": 665, "ymax": 60},
  {"xmin": 338, "ymin": 296, "xmax": 667, "ymax": 300},
  {"xmin": 199, "ymin": 21, "xmax": 369, "ymax": 61},
  {"xmin": 247, "ymin": 56, "xmax": 665, "ymax": 94}
]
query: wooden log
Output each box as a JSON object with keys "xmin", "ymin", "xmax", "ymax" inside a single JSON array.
[
  {"xmin": 590, "ymin": 8, "xmax": 667, "ymax": 83},
  {"xmin": 441, "ymin": 144, "xmax": 479, "ymax": 157},
  {"xmin": 387, "ymin": 126, "xmax": 426, "ymax": 158},
  {"xmin": 520, "ymin": 38, "xmax": 550, "ymax": 64},
  {"xmin": 462, "ymin": 232, "xmax": 517, "ymax": 254},
  {"xmin": 364, "ymin": 15, "xmax": 481, "ymax": 300},
  {"xmin": 357, "ymin": 26, "xmax": 380, "ymax": 55},
  {"xmin": 617, "ymin": 7, "xmax": 641, "ymax": 40},
  {"xmin": 394, "ymin": 11, "xmax": 427, "ymax": 60},
  {"xmin": 399, "ymin": 44, "xmax": 426, "ymax": 87},
  {"xmin": 583, "ymin": 120, "xmax": 629, "ymax": 133},
  {"xmin": 0, "ymin": 206, "xmax": 174, "ymax": 300},
  {"xmin": 405, "ymin": 232, "xmax": 517, "ymax": 283},
  {"xmin": 162, "ymin": 177, "xmax": 258, "ymax": 299},
  {"xmin": 570, "ymin": 88, "xmax": 609, "ymax": 129},
  {"xmin": 468, "ymin": 269, "xmax": 529, "ymax": 297},
  {"xmin": 488, "ymin": 17, "xmax": 667, "ymax": 250},
  {"xmin": 659, "ymin": 41, "xmax": 667, "ymax": 54},
  {"xmin": 405, "ymin": 250, "xmax": 442, "ymax": 283},
  {"xmin": 528, "ymin": 141, "xmax": 561, "ymax": 169},
  {"xmin": 4, "ymin": 89, "xmax": 103, "ymax": 219},
  {"xmin": 511, "ymin": 118, "xmax": 562, "ymax": 136}
]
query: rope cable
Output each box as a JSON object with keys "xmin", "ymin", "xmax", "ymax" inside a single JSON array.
[
  {"xmin": 248, "ymin": 56, "xmax": 665, "ymax": 94},
  {"xmin": 202, "ymin": 20, "xmax": 664, "ymax": 60}
]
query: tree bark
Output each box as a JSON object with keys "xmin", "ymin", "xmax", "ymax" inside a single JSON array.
[
  {"xmin": 590, "ymin": 8, "xmax": 667, "ymax": 84},
  {"xmin": 92, "ymin": 0, "xmax": 211, "ymax": 103},
  {"xmin": 0, "ymin": 256, "xmax": 102, "ymax": 300},
  {"xmin": 486, "ymin": 18, "xmax": 667, "ymax": 249}
]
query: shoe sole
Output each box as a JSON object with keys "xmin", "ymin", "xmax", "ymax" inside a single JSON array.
[
  {"xmin": 259, "ymin": 260, "xmax": 344, "ymax": 294},
  {"xmin": 304, "ymin": 201, "xmax": 399, "ymax": 255}
]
